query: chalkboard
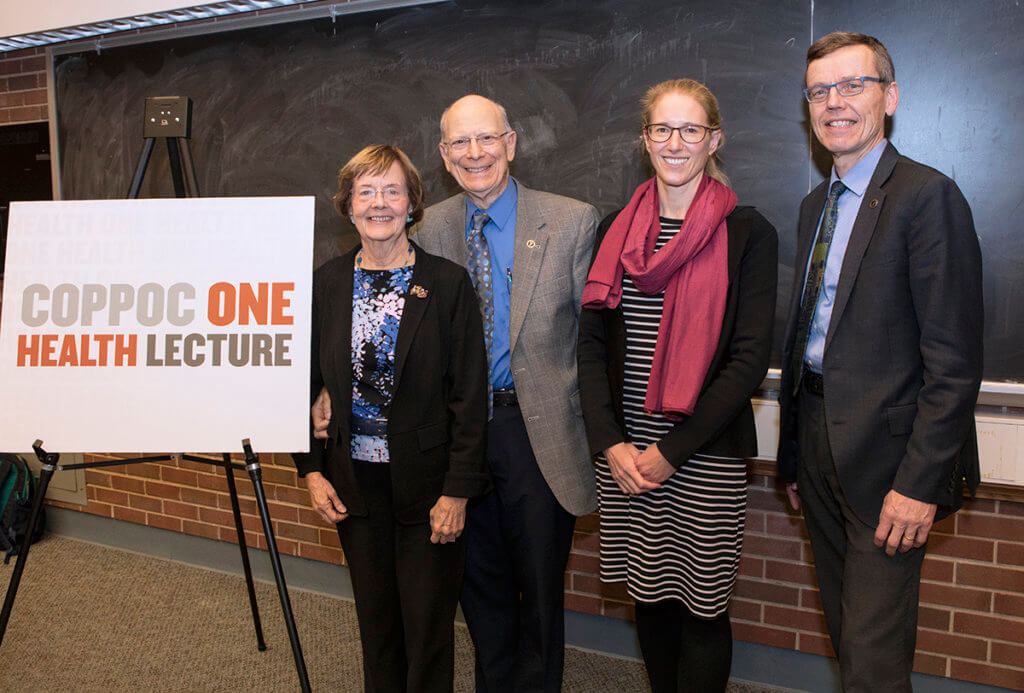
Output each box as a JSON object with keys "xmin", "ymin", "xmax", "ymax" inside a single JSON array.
[{"xmin": 53, "ymin": 0, "xmax": 1023, "ymax": 380}]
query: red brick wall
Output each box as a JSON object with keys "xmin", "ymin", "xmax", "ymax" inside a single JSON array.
[
  {"xmin": 0, "ymin": 47, "xmax": 48, "ymax": 125},
  {"xmin": 43, "ymin": 454, "xmax": 1024, "ymax": 691},
  {"xmin": 3, "ymin": 21, "xmax": 1023, "ymax": 691},
  {"xmin": 48, "ymin": 454, "xmax": 344, "ymax": 565},
  {"xmin": 566, "ymin": 470, "xmax": 1024, "ymax": 690}
]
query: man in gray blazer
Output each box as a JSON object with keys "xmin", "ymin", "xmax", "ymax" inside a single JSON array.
[
  {"xmin": 777, "ymin": 33, "xmax": 982, "ymax": 692},
  {"xmin": 416, "ymin": 94, "xmax": 598, "ymax": 692}
]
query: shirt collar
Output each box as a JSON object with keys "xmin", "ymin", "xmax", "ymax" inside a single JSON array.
[
  {"xmin": 465, "ymin": 178, "xmax": 518, "ymax": 234},
  {"xmin": 831, "ymin": 138, "xmax": 887, "ymax": 198}
]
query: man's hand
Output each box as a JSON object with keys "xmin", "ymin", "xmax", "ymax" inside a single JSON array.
[
  {"xmin": 304, "ymin": 471, "xmax": 348, "ymax": 524},
  {"xmin": 312, "ymin": 386, "xmax": 332, "ymax": 440},
  {"xmin": 874, "ymin": 489, "xmax": 936, "ymax": 556},
  {"xmin": 785, "ymin": 482, "xmax": 800, "ymax": 511},
  {"xmin": 429, "ymin": 495, "xmax": 468, "ymax": 544},
  {"xmin": 636, "ymin": 443, "xmax": 675, "ymax": 484},
  {"xmin": 605, "ymin": 442, "xmax": 660, "ymax": 495}
]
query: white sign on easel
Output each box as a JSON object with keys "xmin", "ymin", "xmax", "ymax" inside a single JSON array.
[{"xmin": 0, "ymin": 197, "xmax": 314, "ymax": 453}]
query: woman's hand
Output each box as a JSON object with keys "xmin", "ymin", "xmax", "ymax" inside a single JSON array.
[
  {"xmin": 635, "ymin": 443, "xmax": 675, "ymax": 484},
  {"xmin": 429, "ymin": 495, "xmax": 468, "ymax": 544},
  {"xmin": 304, "ymin": 471, "xmax": 348, "ymax": 524},
  {"xmin": 605, "ymin": 442, "xmax": 660, "ymax": 495},
  {"xmin": 312, "ymin": 386, "xmax": 332, "ymax": 440}
]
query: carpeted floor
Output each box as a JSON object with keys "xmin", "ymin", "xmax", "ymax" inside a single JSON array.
[{"xmin": 0, "ymin": 535, "xmax": 791, "ymax": 691}]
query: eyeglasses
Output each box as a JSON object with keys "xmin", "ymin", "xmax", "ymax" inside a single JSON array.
[
  {"xmin": 643, "ymin": 123, "xmax": 718, "ymax": 144},
  {"xmin": 442, "ymin": 131, "xmax": 510, "ymax": 152},
  {"xmin": 803, "ymin": 76, "xmax": 886, "ymax": 103},
  {"xmin": 354, "ymin": 186, "xmax": 406, "ymax": 202}
]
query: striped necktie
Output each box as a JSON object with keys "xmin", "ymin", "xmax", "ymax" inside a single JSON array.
[{"xmin": 791, "ymin": 180, "xmax": 847, "ymax": 395}]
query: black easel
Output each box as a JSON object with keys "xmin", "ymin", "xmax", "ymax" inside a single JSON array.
[
  {"xmin": 0, "ymin": 440, "xmax": 310, "ymax": 692},
  {"xmin": 127, "ymin": 96, "xmax": 200, "ymax": 199},
  {"xmin": 1, "ymin": 97, "xmax": 311, "ymax": 691}
]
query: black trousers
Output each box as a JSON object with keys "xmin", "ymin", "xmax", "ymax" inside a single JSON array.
[
  {"xmin": 635, "ymin": 599, "xmax": 732, "ymax": 693},
  {"xmin": 796, "ymin": 389, "xmax": 925, "ymax": 693},
  {"xmin": 460, "ymin": 402, "xmax": 576, "ymax": 693},
  {"xmin": 336, "ymin": 461, "xmax": 465, "ymax": 693}
]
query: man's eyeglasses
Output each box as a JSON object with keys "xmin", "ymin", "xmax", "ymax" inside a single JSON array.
[
  {"xmin": 643, "ymin": 123, "xmax": 718, "ymax": 144},
  {"xmin": 803, "ymin": 76, "xmax": 886, "ymax": 103},
  {"xmin": 443, "ymin": 132, "xmax": 510, "ymax": 152}
]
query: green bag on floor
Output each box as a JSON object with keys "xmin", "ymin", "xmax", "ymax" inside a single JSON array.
[{"xmin": 0, "ymin": 453, "xmax": 46, "ymax": 563}]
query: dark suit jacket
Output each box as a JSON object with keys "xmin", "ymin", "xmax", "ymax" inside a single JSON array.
[
  {"xmin": 292, "ymin": 242, "xmax": 490, "ymax": 524},
  {"xmin": 777, "ymin": 143, "xmax": 983, "ymax": 524},
  {"xmin": 578, "ymin": 206, "xmax": 778, "ymax": 466}
]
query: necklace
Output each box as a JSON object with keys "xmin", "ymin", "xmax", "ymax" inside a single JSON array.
[{"xmin": 356, "ymin": 243, "xmax": 414, "ymax": 270}]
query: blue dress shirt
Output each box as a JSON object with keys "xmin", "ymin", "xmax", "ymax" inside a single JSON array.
[
  {"xmin": 803, "ymin": 139, "xmax": 888, "ymax": 373},
  {"xmin": 465, "ymin": 179, "xmax": 517, "ymax": 389}
]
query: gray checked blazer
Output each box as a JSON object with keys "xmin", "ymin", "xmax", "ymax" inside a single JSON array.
[{"xmin": 413, "ymin": 179, "xmax": 600, "ymax": 516}]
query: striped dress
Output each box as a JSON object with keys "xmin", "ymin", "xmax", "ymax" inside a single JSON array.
[{"xmin": 596, "ymin": 217, "xmax": 747, "ymax": 618}]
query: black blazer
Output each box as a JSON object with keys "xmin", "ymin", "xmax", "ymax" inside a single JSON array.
[
  {"xmin": 777, "ymin": 143, "xmax": 983, "ymax": 524},
  {"xmin": 578, "ymin": 206, "xmax": 778, "ymax": 467},
  {"xmin": 293, "ymin": 241, "xmax": 490, "ymax": 524}
]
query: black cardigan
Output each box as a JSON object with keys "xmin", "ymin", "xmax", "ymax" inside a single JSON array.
[
  {"xmin": 577, "ymin": 206, "xmax": 778, "ymax": 467},
  {"xmin": 292, "ymin": 241, "xmax": 491, "ymax": 523}
]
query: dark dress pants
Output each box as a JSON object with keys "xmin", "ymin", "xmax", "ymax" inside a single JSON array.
[
  {"xmin": 796, "ymin": 388, "xmax": 925, "ymax": 693},
  {"xmin": 336, "ymin": 460, "xmax": 465, "ymax": 693},
  {"xmin": 460, "ymin": 402, "xmax": 576, "ymax": 693}
]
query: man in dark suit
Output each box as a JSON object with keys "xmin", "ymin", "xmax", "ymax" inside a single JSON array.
[{"xmin": 776, "ymin": 32, "xmax": 983, "ymax": 692}]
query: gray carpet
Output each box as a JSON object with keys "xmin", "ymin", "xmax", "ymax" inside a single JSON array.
[{"xmin": 0, "ymin": 535, "xmax": 789, "ymax": 691}]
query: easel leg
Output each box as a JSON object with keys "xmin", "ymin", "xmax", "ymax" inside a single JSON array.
[
  {"xmin": 223, "ymin": 453, "xmax": 266, "ymax": 651},
  {"xmin": 243, "ymin": 443, "xmax": 311, "ymax": 693},
  {"xmin": 128, "ymin": 137, "xmax": 156, "ymax": 198},
  {"xmin": 0, "ymin": 459, "xmax": 55, "ymax": 647},
  {"xmin": 166, "ymin": 137, "xmax": 186, "ymax": 197}
]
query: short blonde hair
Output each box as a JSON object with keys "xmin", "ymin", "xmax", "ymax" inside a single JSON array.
[
  {"xmin": 640, "ymin": 79, "xmax": 729, "ymax": 187},
  {"xmin": 333, "ymin": 144, "xmax": 425, "ymax": 229}
]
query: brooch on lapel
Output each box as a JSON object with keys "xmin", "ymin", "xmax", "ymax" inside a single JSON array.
[
  {"xmin": 410, "ymin": 285, "xmax": 428, "ymax": 298},
  {"xmin": 526, "ymin": 239, "xmax": 537, "ymax": 248}
]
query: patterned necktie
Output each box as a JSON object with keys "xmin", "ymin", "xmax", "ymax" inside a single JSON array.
[
  {"xmin": 791, "ymin": 180, "xmax": 847, "ymax": 395},
  {"xmin": 466, "ymin": 210, "xmax": 494, "ymax": 417}
]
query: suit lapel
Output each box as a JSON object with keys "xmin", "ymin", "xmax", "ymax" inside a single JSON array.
[
  {"xmin": 330, "ymin": 249, "xmax": 356, "ymax": 440},
  {"xmin": 823, "ymin": 143, "xmax": 899, "ymax": 355},
  {"xmin": 439, "ymin": 195, "xmax": 470, "ymax": 267},
  {"xmin": 785, "ymin": 183, "xmax": 828, "ymax": 350},
  {"xmin": 393, "ymin": 242, "xmax": 433, "ymax": 388},
  {"xmin": 509, "ymin": 184, "xmax": 549, "ymax": 354}
]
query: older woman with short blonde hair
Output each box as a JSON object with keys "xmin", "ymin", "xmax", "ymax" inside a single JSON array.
[{"xmin": 294, "ymin": 144, "xmax": 490, "ymax": 692}]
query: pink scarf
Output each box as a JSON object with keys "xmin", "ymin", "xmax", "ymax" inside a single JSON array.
[{"xmin": 582, "ymin": 175, "xmax": 735, "ymax": 418}]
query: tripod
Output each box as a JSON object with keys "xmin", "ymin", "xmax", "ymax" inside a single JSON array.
[
  {"xmin": 1, "ymin": 97, "xmax": 311, "ymax": 691},
  {"xmin": 128, "ymin": 96, "xmax": 200, "ymax": 199}
]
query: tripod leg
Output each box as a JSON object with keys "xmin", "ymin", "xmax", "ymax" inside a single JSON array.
[
  {"xmin": 247, "ymin": 462, "xmax": 311, "ymax": 693},
  {"xmin": 223, "ymin": 453, "xmax": 266, "ymax": 651},
  {"xmin": 166, "ymin": 138, "xmax": 186, "ymax": 198},
  {"xmin": 0, "ymin": 465, "xmax": 55, "ymax": 647},
  {"xmin": 180, "ymin": 138, "xmax": 201, "ymax": 197},
  {"xmin": 128, "ymin": 137, "xmax": 156, "ymax": 199}
]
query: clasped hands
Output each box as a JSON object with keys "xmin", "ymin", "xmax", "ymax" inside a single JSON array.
[{"xmin": 604, "ymin": 441, "xmax": 675, "ymax": 495}]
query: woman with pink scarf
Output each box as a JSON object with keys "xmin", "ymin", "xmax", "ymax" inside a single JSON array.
[{"xmin": 577, "ymin": 79, "xmax": 778, "ymax": 693}]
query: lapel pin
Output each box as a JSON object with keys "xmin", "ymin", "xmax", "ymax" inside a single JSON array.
[
  {"xmin": 869, "ymin": 199, "xmax": 879, "ymax": 208},
  {"xmin": 410, "ymin": 285, "xmax": 428, "ymax": 298},
  {"xmin": 526, "ymin": 239, "xmax": 536, "ymax": 248}
]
